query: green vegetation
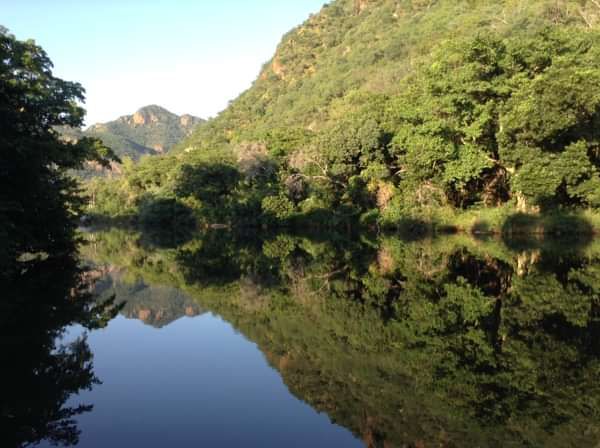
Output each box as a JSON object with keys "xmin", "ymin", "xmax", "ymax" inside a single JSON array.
[
  {"xmin": 58, "ymin": 105, "xmax": 203, "ymax": 178},
  {"xmin": 86, "ymin": 0, "xmax": 600, "ymax": 235},
  {"xmin": 1, "ymin": 28, "xmax": 122, "ymax": 446},
  {"xmin": 82, "ymin": 227, "xmax": 600, "ymax": 447},
  {"xmin": 0, "ymin": 27, "xmax": 117, "ymax": 271},
  {"xmin": 6, "ymin": 3, "xmax": 600, "ymax": 445}
]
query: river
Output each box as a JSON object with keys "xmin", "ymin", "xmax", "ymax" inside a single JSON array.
[{"xmin": 5, "ymin": 228, "xmax": 600, "ymax": 447}]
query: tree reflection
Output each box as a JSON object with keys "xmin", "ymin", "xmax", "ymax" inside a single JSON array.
[
  {"xmin": 81, "ymin": 228, "xmax": 600, "ymax": 447},
  {"xmin": 1, "ymin": 253, "xmax": 120, "ymax": 447}
]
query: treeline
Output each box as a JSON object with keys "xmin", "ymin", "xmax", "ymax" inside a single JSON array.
[{"xmin": 88, "ymin": 24, "xmax": 600, "ymax": 232}]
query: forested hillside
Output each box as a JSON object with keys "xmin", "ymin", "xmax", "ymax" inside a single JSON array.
[
  {"xmin": 60, "ymin": 105, "xmax": 203, "ymax": 162},
  {"xmin": 89, "ymin": 0, "xmax": 600, "ymax": 232}
]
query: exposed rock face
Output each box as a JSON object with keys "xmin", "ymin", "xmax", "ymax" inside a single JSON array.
[
  {"xmin": 132, "ymin": 111, "xmax": 148, "ymax": 126},
  {"xmin": 180, "ymin": 114, "xmax": 196, "ymax": 127},
  {"xmin": 355, "ymin": 0, "xmax": 369, "ymax": 14},
  {"xmin": 119, "ymin": 105, "xmax": 200, "ymax": 129},
  {"xmin": 128, "ymin": 107, "xmax": 164, "ymax": 126},
  {"xmin": 272, "ymin": 56, "xmax": 286, "ymax": 79}
]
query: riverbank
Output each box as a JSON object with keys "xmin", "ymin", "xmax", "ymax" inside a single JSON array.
[
  {"xmin": 386, "ymin": 206, "xmax": 600, "ymax": 238},
  {"xmin": 84, "ymin": 204, "xmax": 600, "ymax": 239}
]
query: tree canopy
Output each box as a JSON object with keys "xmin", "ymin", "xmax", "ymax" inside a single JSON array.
[
  {"xmin": 86, "ymin": 6, "xmax": 600, "ymax": 231},
  {"xmin": 0, "ymin": 28, "xmax": 117, "ymax": 269}
]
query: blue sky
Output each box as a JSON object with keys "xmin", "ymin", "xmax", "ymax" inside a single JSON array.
[{"xmin": 2, "ymin": 0, "xmax": 327, "ymax": 125}]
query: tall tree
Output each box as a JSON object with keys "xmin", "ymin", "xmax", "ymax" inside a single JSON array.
[{"xmin": 0, "ymin": 28, "xmax": 117, "ymax": 271}]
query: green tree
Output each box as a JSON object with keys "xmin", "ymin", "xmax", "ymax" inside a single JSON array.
[
  {"xmin": 388, "ymin": 28, "xmax": 600, "ymax": 210},
  {"xmin": 0, "ymin": 28, "xmax": 117, "ymax": 268}
]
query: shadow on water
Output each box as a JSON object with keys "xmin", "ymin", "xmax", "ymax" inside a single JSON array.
[
  {"xmin": 502, "ymin": 212, "xmax": 595, "ymax": 236},
  {"xmin": 1, "ymin": 250, "xmax": 121, "ymax": 447},
  {"xmin": 382, "ymin": 210, "xmax": 596, "ymax": 249},
  {"xmin": 86, "ymin": 195, "xmax": 198, "ymax": 249}
]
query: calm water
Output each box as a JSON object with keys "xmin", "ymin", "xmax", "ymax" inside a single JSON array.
[
  {"xmin": 46, "ymin": 313, "xmax": 360, "ymax": 448},
  {"xmin": 4, "ymin": 229, "xmax": 600, "ymax": 447}
]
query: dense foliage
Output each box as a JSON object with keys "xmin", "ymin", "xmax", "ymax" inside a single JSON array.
[
  {"xmin": 0, "ymin": 28, "xmax": 123, "ymax": 446},
  {"xmin": 87, "ymin": 0, "xmax": 600, "ymax": 232},
  {"xmin": 0, "ymin": 27, "xmax": 117, "ymax": 270}
]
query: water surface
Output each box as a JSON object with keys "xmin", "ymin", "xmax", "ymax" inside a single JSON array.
[
  {"xmin": 48, "ymin": 312, "xmax": 360, "ymax": 448},
  {"xmin": 6, "ymin": 229, "xmax": 600, "ymax": 447}
]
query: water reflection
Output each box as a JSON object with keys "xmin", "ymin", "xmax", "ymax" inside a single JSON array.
[
  {"xmin": 6, "ymin": 227, "xmax": 600, "ymax": 447},
  {"xmin": 92, "ymin": 266, "xmax": 204, "ymax": 327},
  {"xmin": 80, "ymin": 229, "xmax": 600, "ymax": 447},
  {"xmin": 1, "ymin": 252, "xmax": 119, "ymax": 447}
]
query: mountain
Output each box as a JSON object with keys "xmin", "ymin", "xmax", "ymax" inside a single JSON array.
[
  {"xmin": 61, "ymin": 105, "xmax": 204, "ymax": 161},
  {"xmin": 177, "ymin": 0, "xmax": 598, "ymax": 153},
  {"xmin": 90, "ymin": 0, "xmax": 600, "ymax": 230}
]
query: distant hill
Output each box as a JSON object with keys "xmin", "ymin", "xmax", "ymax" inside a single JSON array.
[{"xmin": 60, "ymin": 105, "xmax": 204, "ymax": 161}]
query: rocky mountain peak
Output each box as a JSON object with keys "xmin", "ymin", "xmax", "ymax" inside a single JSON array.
[
  {"xmin": 126, "ymin": 105, "xmax": 174, "ymax": 127},
  {"xmin": 59, "ymin": 105, "xmax": 205, "ymax": 161}
]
